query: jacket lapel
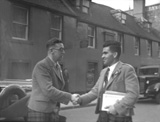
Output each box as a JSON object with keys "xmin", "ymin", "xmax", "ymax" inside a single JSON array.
[
  {"xmin": 52, "ymin": 64, "xmax": 62, "ymax": 80},
  {"xmin": 46, "ymin": 57, "xmax": 65, "ymax": 85},
  {"xmin": 99, "ymin": 69, "xmax": 108, "ymax": 94},
  {"xmin": 106, "ymin": 61, "xmax": 122, "ymax": 89}
]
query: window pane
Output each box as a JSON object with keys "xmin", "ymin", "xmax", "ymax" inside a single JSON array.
[
  {"xmin": 134, "ymin": 37, "xmax": 140, "ymax": 55},
  {"xmin": 88, "ymin": 25, "xmax": 95, "ymax": 48},
  {"xmin": 12, "ymin": 5, "xmax": 28, "ymax": 39},
  {"xmin": 82, "ymin": 7, "xmax": 89, "ymax": 13},
  {"xmin": 139, "ymin": 68, "xmax": 158, "ymax": 75},
  {"xmin": 88, "ymin": 26, "xmax": 94, "ymax": 36},
  {"xmin": 104, "ymin": 34, "xmax": 114, "ymax": 41},
  {"xmin": 51, "ymin": 15, "xmax": 61, "ymax": 29},
  {"xmin": 50, "ymin": 30, "xmax": 60, "ymax": 39},
  {"xmin": 76, "ymin": 0, "xmax": 80, "ymax": 7},
  {"xmin": 13, "ymin": 6, "xmax": 27, "ymax": 24},
  {"xmin": 13, "ymin": 23, "xmax": 27, "ymax": 39},
  {"xmin": 50, "ymin": 14, "xmax": 62, "ymax": 39},
  {"xmin": 88, "ymin": 37, "xmax": 93, "ymax": 46},
  {"xmin": 83, "ymin": 0, "xmax": 89, "ymax": 7}
]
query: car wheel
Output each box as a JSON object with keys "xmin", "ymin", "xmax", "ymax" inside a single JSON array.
[{"xmin": 155, "ymin": 92, "xmax": 160, "ymax": 104}]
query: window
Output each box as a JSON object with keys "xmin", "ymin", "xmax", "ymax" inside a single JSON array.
[
  {"xmin": 86, "ymin": 62, "xmax": 98, "ymax": 91},
  {"xmin": 82, "ymin": 0, "xmax": 90, "ymax": 13},
  {"xmin": 147, "ymin": 40, "xmax": 152, "ymax": 56},
  {"xmin": 104, "ymin": 32, "xmax": 115, "ymax": 42},
  {"xmin": 8, "ymin": 61, "xmax": 31, "ymax": 79},
  {"xmin": 134, "ymin": 37, "xmax": 140, "ymax": 55},
  {"xmin": 158, "ymin": 43, "xmax": 160, "ymax": 57},
  {"xmin": 111, "ymin": 10, "xmax": 126, "ymax": 24},
  {"xmin": 75, "ymin": 0, "xmax": 90, "ymax": 13},
  {"xmin": 12, "ymin": 5, "xmax": 29, "ymax": 40},
  {"xmin": 88, "ymin": 25, "xmax": 95, "ymax": 48},
  {"xmin": 139, "ymin": 67, "xmax": 158, "ymax": 75},
  {"xmin": 117, "ymin": 33, "xmax": 124, "ymax": 53},
  {"xmin": 50, "ymin": 14, "xmax": 62, "ymax": 40}
]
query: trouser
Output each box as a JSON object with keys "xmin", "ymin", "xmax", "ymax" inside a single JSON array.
[
  {"xmin": 27, "ymin": 108, "xmax": 66, "ymax": 122},
  {"xmin": 97, "ymin": 111, "xmax": 132, "ymax": 122}
]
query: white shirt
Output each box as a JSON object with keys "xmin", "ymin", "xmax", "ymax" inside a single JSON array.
[{"xmin": 108, "ymin": 62, "xmax": 118, "ymax": 81}]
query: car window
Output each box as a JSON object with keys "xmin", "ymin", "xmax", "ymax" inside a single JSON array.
[{"xmin": 139, "ymin": 68, "xmax": 159, "ymax": 75}]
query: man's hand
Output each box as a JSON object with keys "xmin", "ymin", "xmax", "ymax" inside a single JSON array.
[
  {"xmin": 108, "ymin": 105, "xmax": 117, "ymax": 115},
  {"xmin": 71, "ymin": 94, "xmax": 80, "ymax": 105}
]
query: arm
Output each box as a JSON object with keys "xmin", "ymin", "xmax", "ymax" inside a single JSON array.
[
  {"xmin": 77, "ymin": 86, "xmax": 98, "ymax": 106},
  {"xmin": 77, "ymin": 70, "xmax": 105, "ymax": 105},
  {"xmin": 114, "ymin": 65, "xmax": 139, "ymax": 115},
  {"xmin": 33, "ymin": 63, "xmax": 72, "ymax": 104}
]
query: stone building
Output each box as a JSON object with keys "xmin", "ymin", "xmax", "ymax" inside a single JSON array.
[{"xmin": 0, "ymin": 0, "xmax": 160, "ymax": 93}]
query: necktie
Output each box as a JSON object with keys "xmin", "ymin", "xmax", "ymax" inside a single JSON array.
[
  {"xmin": 102, "ymin": 68, "xmax": 110, "ymax": 92},
  {"xmin": 56, "ymin": 64, "xmax": 63, "ymax": 80}
]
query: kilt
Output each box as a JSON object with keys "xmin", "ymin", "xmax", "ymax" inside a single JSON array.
[
  {"xmin": 97, "ymin": 111, "xmax": 132, "ymax": 122},
  {"xmin": 27, "ymin": 108, "xmax": 66, "ymax": 122}
]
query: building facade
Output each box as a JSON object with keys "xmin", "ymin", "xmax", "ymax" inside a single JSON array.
[{"xmin": 0, "ymin": 0, "xmax": 160, "ymax": 93}]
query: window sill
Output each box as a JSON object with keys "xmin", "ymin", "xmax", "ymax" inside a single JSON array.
[{"xmin": 11, "ymin": 39, "xmax": 33, "ymax": 45}]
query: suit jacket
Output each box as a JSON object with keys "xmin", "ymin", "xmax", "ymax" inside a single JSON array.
[
  {"xmin": 80, "ymin": 61, "xmax": 139, "ymax": 116},
  {"xmin": 28, "ymin": 57, "xmax": 72, "ymax": 113}
]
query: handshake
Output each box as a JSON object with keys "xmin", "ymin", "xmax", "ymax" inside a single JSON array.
[{"xmin": 71, "ymin": 94, "xmax": 81, "ymax": 105}]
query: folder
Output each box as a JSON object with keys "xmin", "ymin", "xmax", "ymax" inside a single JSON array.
[{"xmin": 101, "ymin": 91, "xmax": 125, "ymax": 111}]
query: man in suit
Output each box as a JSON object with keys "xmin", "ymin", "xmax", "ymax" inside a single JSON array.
[
  {"xmin": 75, "ymin": 41, "xmax": 139, "ymax": 122},
  {"xmin": 27, "ymin": 38, "xmax": 78, "ymax": 122}
]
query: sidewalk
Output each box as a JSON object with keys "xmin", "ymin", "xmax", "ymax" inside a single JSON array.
[{"xmin": 61, "ymin": 99, "xmax": 97, "ymax": 110}]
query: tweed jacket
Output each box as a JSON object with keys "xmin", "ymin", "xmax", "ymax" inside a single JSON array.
[
  {"xmin": 80, "ymin": 61, "xmax": 139, "ymax": 116},
  {"xmin": 28, "ymin": 57, "xmax": 72, "ymax": 113}
]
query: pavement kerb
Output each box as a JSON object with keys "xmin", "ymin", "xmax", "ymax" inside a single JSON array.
[{"xmin": 61, "ymin": 99, "xmax": 97, "ymax": 110}]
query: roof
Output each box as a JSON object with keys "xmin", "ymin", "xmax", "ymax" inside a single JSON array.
[
  {"xmin": 125, "ymin": 15, "xmax": 159, "ymax": 41},
  {"xmin": 12, "ymin": 0, "xmax": 160, "ymax": 42},
  {"xmin": 70, "ymin": 2, "xmax": 135, "ymax": 35},
  {"xmin": 13, "ymin": 0, "xmax": 76, "ymax": 16},
  {"xmin": 69, "ymin": 1, "xmax": 160, "ymax": 41}
]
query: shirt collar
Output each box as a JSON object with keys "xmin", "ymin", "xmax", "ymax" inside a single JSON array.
[{"xmin": 109, "ymin": 62, "xmax": 118, "ymax": 72}]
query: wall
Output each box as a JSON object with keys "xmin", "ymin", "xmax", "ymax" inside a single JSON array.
[{"xmin": 146, "ymin": 5, "xmax": 160, "ymax": 32}]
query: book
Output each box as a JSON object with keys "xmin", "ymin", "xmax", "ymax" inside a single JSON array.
[{"xmin": 101, "ymin": 91, "xmax": 125, "ymax": 111}]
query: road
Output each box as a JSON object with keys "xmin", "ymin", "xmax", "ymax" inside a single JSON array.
[
  {"xmin": 60, "ymin": 99, "xmax": 160, "ymax": 122},
  {"xmin": 1, "ymin": 98, "xmax": 160, "ymax": 122}
]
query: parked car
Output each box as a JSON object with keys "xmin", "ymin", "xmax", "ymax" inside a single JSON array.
[
  {"xmin": 0, "ymin": 79, "xmax": 32, "ymax": 121},
  {"xmin": 138, "ymin": 65, "xmax": 160, "ymax": 104},
  {"xmin": 0, "ymin": 79, "xmax": 32, "ymax": 93}
]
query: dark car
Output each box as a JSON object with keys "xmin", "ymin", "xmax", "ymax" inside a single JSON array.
[
  {"xmin": 138, "ymin": 65, "xmax": 160, "ymax": 104},
  {"xmin": 0, "ymin": 79, "xmax": 32, "ymax": 121}
]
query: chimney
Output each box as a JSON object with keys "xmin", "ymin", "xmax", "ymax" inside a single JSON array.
[{"xmin": 133, "ymin": 0, "xmax": 145, "ymax": 18}]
